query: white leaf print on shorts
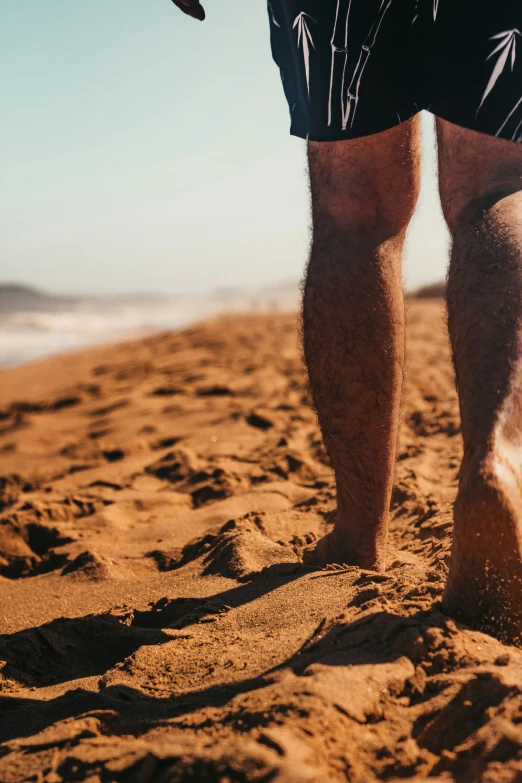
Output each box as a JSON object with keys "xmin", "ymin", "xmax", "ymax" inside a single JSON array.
[
  {"xmin": 293, "ymin": 12, "xmax": 316, "ymax": 96},
  {"xmin": 478, "ymin": 29, "xmax": 521, "ymax": 113}
]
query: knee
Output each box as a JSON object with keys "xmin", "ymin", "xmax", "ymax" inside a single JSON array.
[
  {"xmin": 311, "ymin": 190, "xmax": 415, "ymax": 248},
  {"xmin": 307, "ymin": 129, "xmax": 420, "ymax": 247},
  {"xmin": 441, "ymin": 172, "xmax": 522, "ymax": 237}
]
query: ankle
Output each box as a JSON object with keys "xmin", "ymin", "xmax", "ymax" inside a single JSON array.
[
  {"xmin": 329, "ymin": 512, "xmax": 388, "ymax": 570},
  {"xmin": 458, "ymin": 444, "xmax": 507, "ymax": 493}
]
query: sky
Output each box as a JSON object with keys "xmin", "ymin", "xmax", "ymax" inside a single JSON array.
[{"xmin": 1, "ymin": 0, "xmax": 449, "ymax": 296}]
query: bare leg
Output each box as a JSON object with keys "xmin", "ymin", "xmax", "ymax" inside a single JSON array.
[
  {"xmin": 438, "ymin": 119, "xmax": 522, "ymax": 644},
  {"xmin": 302, "ymin": 118, "xmax": 421, "ymax": 571}
]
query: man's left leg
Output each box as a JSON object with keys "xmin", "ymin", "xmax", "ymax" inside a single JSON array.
[{"xmin": 302, "ymin": 118, "xmax": 421, "ymax": 570}]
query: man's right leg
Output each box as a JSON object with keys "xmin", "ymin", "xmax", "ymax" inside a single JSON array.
[
  {"xmin": 302, "ymin": 118, "xmax": 421, "ymax": 571},
  {"xmin": 438, "ymin": 119, "xmax": 522, "ymax": 644}
]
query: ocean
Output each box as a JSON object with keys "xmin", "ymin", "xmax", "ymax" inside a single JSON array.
[{"xmin": 0, "ymin": 283, "xmax": 299, "ymax": 368}]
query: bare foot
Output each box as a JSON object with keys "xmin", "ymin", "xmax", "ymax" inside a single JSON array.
[
  {"xmin": 443, "ymin": 451, "xmax": 522, "ymax": 646},
  {"xmin": 302, "ymin": 518, "xmax": 386, "ymax": 572}
]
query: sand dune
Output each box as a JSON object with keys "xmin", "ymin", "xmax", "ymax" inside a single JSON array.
[{"xmin": 1, "ymin": 301, "xmax": 522, "ymax": 782}]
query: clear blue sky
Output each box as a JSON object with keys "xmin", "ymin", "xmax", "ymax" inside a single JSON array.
[{"xmin": 1, "ymin": 0, "xmax": 448, "ymax": 295}]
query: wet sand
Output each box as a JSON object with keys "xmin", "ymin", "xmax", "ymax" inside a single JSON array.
[{"xmin": 1, "ymin": 300, "xmax": 522, "ymax": 782}]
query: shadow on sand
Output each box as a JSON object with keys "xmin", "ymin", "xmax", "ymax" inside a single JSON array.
[{"xmin": 0, "ymin": 562, "xmax": 464, "ymax": 746}]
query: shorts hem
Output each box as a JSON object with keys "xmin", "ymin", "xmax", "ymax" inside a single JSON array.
[
  {"xmin": 289, "ymin": 107, "xmax": 421, "ymax": 142},
  {"xmin": 427, "ymin": 102, "xmax": 522, "ymax": 146}
]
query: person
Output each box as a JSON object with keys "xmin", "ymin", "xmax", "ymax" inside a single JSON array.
[{"xmin": 172, "ymin": 0, "xmax": 522, "ymax": 645}]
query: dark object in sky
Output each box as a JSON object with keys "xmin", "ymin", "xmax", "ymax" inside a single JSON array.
[{"xmin": 171, "ymin": 0, "xmax": 205, "ymax": 22}]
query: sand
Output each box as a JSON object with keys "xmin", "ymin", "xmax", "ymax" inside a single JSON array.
[{"xmin": 1, "ymin": 300, "xmax": 522, "ymax": 782}]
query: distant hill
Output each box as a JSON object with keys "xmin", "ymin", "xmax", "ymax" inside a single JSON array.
[
  {"xmin": 0, "ymin": 284, "xmax": 45, "ymax": 311},
  {"xmin": 410, "ymin": 281, "xmax": 446, "ymax": 299},
  {"xmin": 0, "ymin": 283, "xmax": 44, "ymax": 296},
  {"xmin": 0, "ymin": 284, "xmax": 73, "ymax": 313}
]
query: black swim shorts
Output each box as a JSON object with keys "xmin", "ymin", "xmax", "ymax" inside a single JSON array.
[{"xmin": 268, "ymin": 0, "xmax": 522, "ymax": 143}]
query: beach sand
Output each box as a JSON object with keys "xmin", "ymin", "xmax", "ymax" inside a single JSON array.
[{"xmin": 1, "ymin": 300, "xmax": 522, "ymax": 782}]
